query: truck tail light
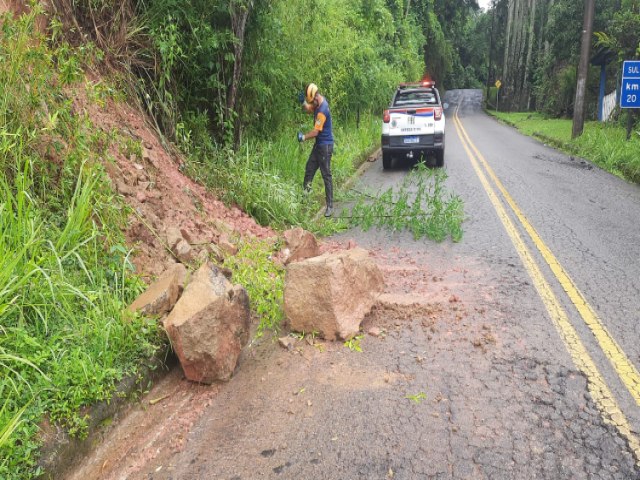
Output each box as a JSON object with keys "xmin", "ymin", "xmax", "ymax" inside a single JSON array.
[
  {"xmin": 434, "ymin": 107, "xmax": 442, "ymax": 121},
  {"xmin": 383, "ymin": 110, "xmax": 390, "ymax": 123}
]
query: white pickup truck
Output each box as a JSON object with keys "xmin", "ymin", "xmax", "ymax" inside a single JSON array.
[{"xmin": 381, "ymin": 81, "xmax": 446, "ymax": 169}]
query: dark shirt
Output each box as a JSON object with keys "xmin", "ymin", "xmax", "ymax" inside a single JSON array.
[{"xmin": 313, "ymin": 100, "xmax": 334, "ymax": 145}]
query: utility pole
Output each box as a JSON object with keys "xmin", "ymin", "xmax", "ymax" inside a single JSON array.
[{"xmin": 572, "ymin": 0, "xmax": 595, "ymax": 139}]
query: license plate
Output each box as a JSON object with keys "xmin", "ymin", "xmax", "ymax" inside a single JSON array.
[{"xmin": 403, "ymin": 136, "xmax": 420, "ymax": 144}]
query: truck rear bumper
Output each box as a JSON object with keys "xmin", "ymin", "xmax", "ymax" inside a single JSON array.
[{"xmin": 381, "ymin": 134, "xmax": 444, "ymax": 155}]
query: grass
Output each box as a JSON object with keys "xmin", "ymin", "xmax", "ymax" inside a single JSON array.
[
  {"xmin": 346, "ymin": 164, "xmax": 464, "ymax": 242},
  {"xmin": 222, "ymin": 238, "xmax": 285, "ymax": 338},
  {"xmin": 405, "ymin": 392, "xmax": 427, "ymax": 404},
  {"xmin": 0, "ymin": 11, "xmax": 164, "ymax": 478},
  {"xmin": 180, "ymin": 110, "xmax": 382, "ymax": 234},
  {"xmin": 488, "ymin": 110, "xmax": 640, "ymax": 183}
]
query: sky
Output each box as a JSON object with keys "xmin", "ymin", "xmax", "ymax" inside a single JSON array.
[{"xmin": 478, "ymin": 0, "xmax": 492, "ymax": 10}]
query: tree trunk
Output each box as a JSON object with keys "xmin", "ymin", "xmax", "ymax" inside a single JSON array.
[
  {"xmin": 486, "ymin": 0, "xmax": 497, "ymax": 101},
  {"xmin": 523, "ymin": 0, "xmax": 537, "ymax": 109},
  {"xmin": 502, "ymin": 0, "xmax": 515, "ymax": 86},
  {"xmin": 228, "ymin": 0, "xmax": 253, "ymax": 149},
  {"xmin": 544, "ymin": 0, "xmax": 554, "ymax": 58},
  {"xmin": 572, "ymin": 0, "xmax": 595, "ymax": 139},
  {"xmin": 514, "ymin": 0, "xmax": 527, "ymax": 107},
  {"xmin": 532, "ymin": 0, "xmax": 546, "ymax": 110},
  {"xmin": 503, "ymin": 0, "xmax": 518, "ymax": 109},
  {"xmin": 536, "ymin": 0, "xmax": 545, "ymax": 61}
]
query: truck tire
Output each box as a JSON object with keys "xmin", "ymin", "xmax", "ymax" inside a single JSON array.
[
  {"xmin": 435, "ymin": 149, "xmax": 445, "ymax": 168},
  {"xmin": 382, "ymin": 152, "xmax": 393, "ymax": 170}
]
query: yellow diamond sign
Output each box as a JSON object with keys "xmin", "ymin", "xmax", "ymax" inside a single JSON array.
[{"xmin": 495, "ymin": 80, "xmax": 502, "ymax": 89}]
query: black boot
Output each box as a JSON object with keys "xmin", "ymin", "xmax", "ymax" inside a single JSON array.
[{"xmin": 324, "ymin": 183, "xmax": 333, "ymax": 218}]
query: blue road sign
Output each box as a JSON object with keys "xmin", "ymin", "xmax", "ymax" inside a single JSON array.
[{"xmin": 621, "ymin": 60, "xmax": 640, "ymax": 108}]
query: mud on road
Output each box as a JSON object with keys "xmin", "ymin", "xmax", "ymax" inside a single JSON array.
[{"xmin": 69, "ymin": 241, "xmax": 639, "ymax": 480}]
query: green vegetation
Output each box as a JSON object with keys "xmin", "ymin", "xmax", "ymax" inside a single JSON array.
[
  {"xmin": 0, "ymin": 11, "xmax": 164, "ymax": 478},
  {"xmin": 46, "ymin": 0, "xmax": 474, "ymax": 233},
  {"xmin": 347, "ymin": 165, "xmax": 464, "ymax": 242},
  {"xmin": 344, "ymin": 335, "xmax": 364, "ymax": 352},
  {"xmin": 483, "ymin": 0, "xmax": 638, "ymax": 135},
  {"xmin": 223, "ymin": 239, "xmax": 285, "ymax": 338},
  {"xmin": 137, "ymin": 0, "xmax": 428, "ymax": 233},
  {"xmin": 490, "ymin": 111, "xmax": 640, "ymax": 182},
  {"xmin": 181, "ymin": 113, "xmax": 381, "ymax": 233},
  {"xmin": 405, "ymin": 391, "xmax": 428, "ymax": 404},
  {"xmin": 134, "ymin": 0, "xmax": 425, "ymax": 145}
]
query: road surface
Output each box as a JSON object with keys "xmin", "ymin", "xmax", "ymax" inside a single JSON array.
[{"xmin": 69, "ymin": 90, "xmax": 640, "ymax": 479}]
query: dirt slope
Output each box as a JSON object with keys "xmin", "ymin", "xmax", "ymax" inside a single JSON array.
[{"xmin": 76, "ymin": 76, "xmax": 276, "ymax": 280}]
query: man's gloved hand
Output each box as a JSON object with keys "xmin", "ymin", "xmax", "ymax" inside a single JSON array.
[
  {"xmin": 297, "ymin": 132, "xmax": 305, "ymax": 142},
  {"xmin": 298, "ymin": 92, "xmax": 305, "ymax": 104}
]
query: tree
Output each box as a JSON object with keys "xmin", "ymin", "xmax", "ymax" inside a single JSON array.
[
  {"xmin": 594, "ymin": 2, "xmax": 640, "ymax": 138},
  {"xmin": 228, "ymin": 0, "xmax": 254, "ymax": 148}
]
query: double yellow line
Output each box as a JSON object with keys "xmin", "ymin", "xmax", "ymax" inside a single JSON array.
[{"xmin": 452, "ymin": 104, "xmax": 640, "ymax": 464}]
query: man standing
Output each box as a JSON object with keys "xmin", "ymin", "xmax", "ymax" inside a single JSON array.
[{"xmin": 298, "ymin": 83, "xmax": 334, "ymax": 217}]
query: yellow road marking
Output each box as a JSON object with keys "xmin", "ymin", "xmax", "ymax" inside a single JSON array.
[
  {"xmin": 455, "ymin": 109, "xmax": 640, "ymax": 407},
  {"xmin": 453, "ymin": 106, "xmax": 640, "ymax": 465}
]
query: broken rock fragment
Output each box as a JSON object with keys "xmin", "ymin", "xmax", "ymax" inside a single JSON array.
[
  {"xmin": 128, "ymin": 263, "xmax": 188, "ymax": 316},
  {"xmin": 218, "ymin": 233, "xmax": 238, "ymax": 256},
  {"xmin": 165, "ymin": 227, "xmax": 184, "ymax": 250},
  {"xmin": 164, "ymin": 263, "xmax": 251, "ymax": 384},
  {"xmin": 284, "ymin": 248, "xmax": 384, "ymax": 341},
  {"xmin": 282, "ymin": 227, "xmax": 319, "ymax": 265},
  {"xmin": 174, "ymin": 239, "xmax": 193, "ymax": 264}
]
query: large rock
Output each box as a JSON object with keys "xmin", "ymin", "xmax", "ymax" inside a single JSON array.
[
  {"xmin": 128, "ymin": 263, "xmax": 188, "ymax": 316},
  {"xmin": 164, "ymin": 263, "xmax": 251, "ymax": 384},
  {"xmin": 284, "ymin": 248, "xmax": 384, "ymax": 341},
  {"xmin": 282, "ymin": 227, "xmax": 319, "ymax": 265}
]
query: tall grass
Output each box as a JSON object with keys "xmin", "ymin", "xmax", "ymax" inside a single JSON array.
[
  {"xmin": 577, "ymin": 125, "xmax": 640, "ymax": 182},
  {"xmin": 0, "ymin": 10, "xmax": 164, "ymax": 478},
  {"xmin": 182, "ymin": 112, "xmax": 381, "ymax": 232}
]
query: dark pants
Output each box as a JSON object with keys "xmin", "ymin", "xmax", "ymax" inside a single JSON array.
[{"xmin": 303, "ymin": 143, "xmax": 334, "ymax": 207}]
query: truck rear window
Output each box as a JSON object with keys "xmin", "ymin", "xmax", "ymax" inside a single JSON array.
[{"xmin": 394, "ymin": 90, "xmax": 438, "ymax": 107}]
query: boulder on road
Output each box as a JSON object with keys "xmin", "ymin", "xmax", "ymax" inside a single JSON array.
[
  {"xmin": 282, "ymin": 227, "xmax": 319, "ymax": 265},
  {"xmin": 128, "ymin": 263, "xmax": 188, "ymax": 316},
  {"xmin": 284, "ymin": 248, "xmax": 384, "ymax": 341},
  {"xmin": 164, "ymin": 263, "xmax": 251, "ymax": 384}
]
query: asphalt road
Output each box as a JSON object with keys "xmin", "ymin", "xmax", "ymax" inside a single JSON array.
[{"xmin": 70, "ymin": 89, "xmax": 640, "ymax": 479}]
